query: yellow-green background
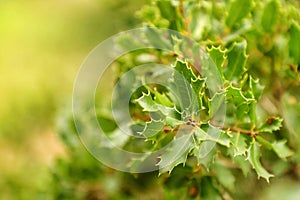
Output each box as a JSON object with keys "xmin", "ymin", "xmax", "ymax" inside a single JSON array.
[{"xmin": 0, "ymin": 0, "xmax": 145, "ymax": 198}]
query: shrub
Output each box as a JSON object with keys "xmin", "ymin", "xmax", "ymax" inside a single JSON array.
[{"xmin": 53, "ymin": 0, "xmax": 300, "ymax": 199}]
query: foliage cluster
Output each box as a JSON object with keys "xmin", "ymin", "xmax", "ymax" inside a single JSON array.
[{"xmin": 54, "ymin": 0, "xmax": 300, "ymax": 199}]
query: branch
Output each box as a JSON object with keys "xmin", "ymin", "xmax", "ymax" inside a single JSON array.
[{"xmin": 210, "ymin": 120, "xmax": 258, "ymax": 137}]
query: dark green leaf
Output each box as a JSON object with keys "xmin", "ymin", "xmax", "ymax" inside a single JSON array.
[
  {"xmin": 200, "ymin": 177, "xmax": 222, "ymax": 200},
  {"xmin": 226, "ymin": 0, "xmax": 252, "ymax": 28},
  {"xmin": 207, "ymin": 45, "xmax": 226, "ymax": 76},
  {"xmin": 224, "ymin": 41, "xmax": 248, "ymax": 81},
  {"xmin": 289, "ymin": 21, "xmax": 300, "ymax": 64}
]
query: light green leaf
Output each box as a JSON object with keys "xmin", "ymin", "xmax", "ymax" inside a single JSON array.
[
  {"xmin": 259, "ymin": 116, "xmax": 283, "ymax": 133},
  {"xmin": 139, "ymin": 120, "xmax": 165, "ymax": 138},
  {"xmin": 247, "ymin": 141, "xmax": 274, "ymax": 182},
  {"xmin": 226, "ymin": 0, "xmax": 252, "ymax": 28},
  {"xmin": 226, "ymin": 85, "xmax": 251, "ymax": 105},
  {"xmin": 135, "ymin": 91, "xmax": 177, "ymax": 117},
  {"xmin": 159, "ymin": 135, "xmax": 194, "ymax": 174},
  {"xmin": 224, "ymin": 41, "xmax": 248, "ymax": 81},
  {"xmin": 231, "ymin": 133, "xmax": 248, "ymax": 156},
  {"xmin": 272, "ymin": 140, "xmax": 293, "ymax": 160},
  {"xmin": 153, "ymin": 88, "xmax": 174, "ymax": 107}
]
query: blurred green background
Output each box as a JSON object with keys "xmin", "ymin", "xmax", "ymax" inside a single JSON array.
[{"xmin": 0, "ymin": 0, "xmax": 146, "ymax": 199}]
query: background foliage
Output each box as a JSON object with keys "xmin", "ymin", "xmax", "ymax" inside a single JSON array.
[{"xmin": 0, "ymin": 0, "xmax": 146, "ymax": 199}]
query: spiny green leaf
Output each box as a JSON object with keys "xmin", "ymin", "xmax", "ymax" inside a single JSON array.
[
  {"xmin": 226, "ymin": 85, "xmax": 255, "ymax": 121},
  {"xmin": 173, "ymin": 60, "xmax": 206, "ymax": 110},
  {"xmin": 259, "ymin": 116, "xmax": 283, "ymax": 133},
  {"xmin": 247, "ymin": 141, "xmax": 274, "ymax": 182},
  {"xmin": 272, "ymin": 140, "xmax": 293, "ymax": 160},
  {"xmin": 173, "ymin": 60, "xmax": 197, "ymax": 82},
  {"xmin": 226, "ymin": 85, "xmax": 246, "ymax": 105},
  {"xmin": 241, "ymin": 75, "xmax": 262, "ymax": 123},
  {"xmin": 135, "ymin": 91, "xmax": 177, "ymax": 117},
  {"xmin": 139, "ymin": 119, "xmax": 165, "ymax": 138},
  {"xmin": 158, "ymin": 135, "xmax": 194, "ymax": 174},
  {"xmin": 230, "ymin": 133, "xmax": 248, "ymax": 156},
  {"xmin": 207, "ymin": 45, "xmax": 226, "ymax": 76},
  {"xmin": 261, "ymin": 0, "xmax": 280, "ymax": 32},
  {"xmin": 226, "ymin": 0, "xmax": 252, "ymax": 28},
  {"xmin": 233, "ymin": 155, "xmax": 250, "ymax": 176},
  {"xmin": 174, "ymin": 60, "xmax": 206, "ymax": 94},
  {"xmin": 153, "ymin": 88, "xmax": 174, "ymax": 107},
  {"xmin": 224, "ymin": 41, "xmax": 248, "ymax": 81},
  {"xmin": 170, "ymin": 61, "xmax": 200, "ymax": 116}
]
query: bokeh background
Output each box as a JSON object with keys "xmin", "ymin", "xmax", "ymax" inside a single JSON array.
[{"xmin": 0, "ymin": 0, "xmax": 146, "ymax": 199}]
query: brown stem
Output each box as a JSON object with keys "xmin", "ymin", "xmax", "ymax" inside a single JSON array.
[
  {"xmin": 163, "ymin": 121, "xmax": 258, "ymax": 137},
  {"xmin": 210, "ymin": 121, "xmax": 258, "ymax": 137}
]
